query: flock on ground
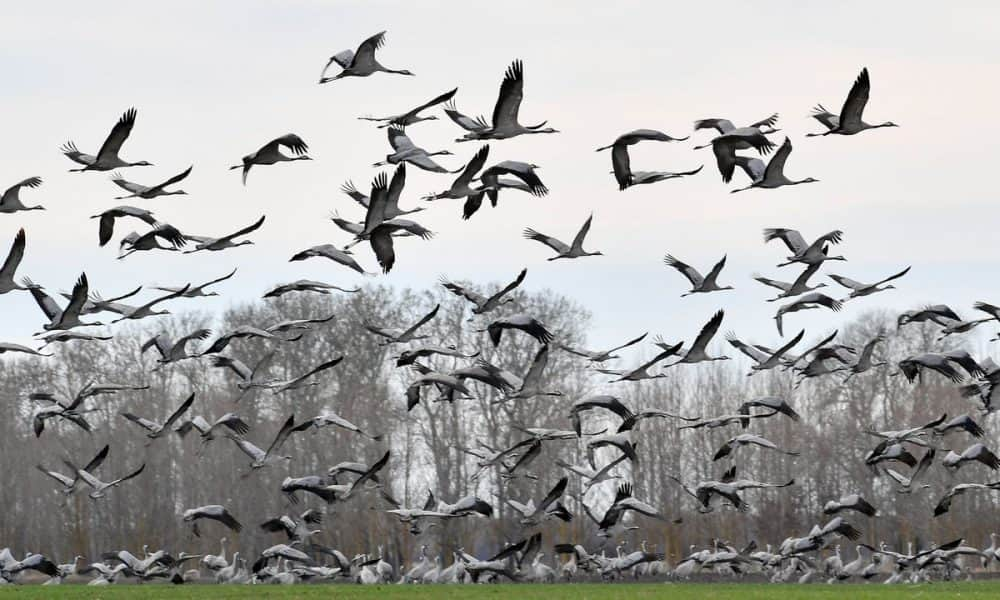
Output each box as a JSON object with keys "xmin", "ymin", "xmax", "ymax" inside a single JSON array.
[{"xmin": 1, "ymin": 30, "xmax": 998, "ymax": 587}]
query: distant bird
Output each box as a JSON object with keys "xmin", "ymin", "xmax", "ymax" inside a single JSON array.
[
  {"xmin": 369, "ymin": 218, "xmax": 434, "ymax": 273},
  {"xmin": 121, "ymin": 393, "xmax": 195, "ymax": 440},
  {"xmin": 319, "ymin": 31, "xmax": 413, "ymax": 83},
  {"xmin": 941, "ymin": 443, "xmax": 1000, "ymax": 472},
  {"xmin": 727, "ymin": 330, "xmax": 805, "ymax": 375},
  {"xmin": 153, "ymin": 268, "xmax": 236, "ymax": 298},
  {"xmin": 76, "ymin": 462, "xmax": 145, "ymax": 500},
  {"xmin": 828, "ymin": 267, "xmax": 911, "ymax": 299},
  {"xmin": 183, "ymin": 505, "xmax": 243, "ymax": 537},
  {"xmin": 175, "ymin": 413, "xmax": 250, "ymax": 445},
  {"xmin": 200, "ymin": 325, "xmax": 282, "ymax": 355},
  {"xmin": 559, "ymin": 332, "xmax": 647, "ymax": 363},
  {"xmin": 483, "ymin": 314, "xmax": 553, "ymax": 347},
  {"xmin": 883, "ymin": 449, "xmax": 935, "ymax": 493},
  {"xmin": 232, "ymin": 415, "xmax": 305, "ymax": 470},
  {"xmin": 185, "ymin": 215, "xmax": 265, "ymax": 253},
  {"xmin": 360, "ymin": 88, "xmax": 457, "ymax": 127},
  {"xmin": 395, "ymin": 345, "xmax": 478, "ymax": 367},
  {"xmin": 774, "ymin": 293, "xmax": 843, "ymax": 335},
  {"xmin": 841, "ymin": 333, "xmax": 887, "ymax": 382},
  {"xmin": 621, "ymin": 166, "xmax": 703, "ymax": 187},
  {"xmin": 38, "ymin": 330, "xmax": 114, "ymax": 348},
  {"xmin": 807, "ymin": 68, "xmax": 897, "ymax": 136},
  {"xmin": 296, "ymin": 411, "xmax": 382, "ymax": 441},
  {"xmin": 481, "ymin": 161, "xmax": 548, "ymax": 197},
  {"xmin": 110, "ymin": 285, "xmax": 191, "ymax": 323},
  {"xmin": 0, "ymin": 228, "xmax": 27, "ymax": 294},
  {"xmin": 264, "ymin": 357, "xmax": 344, "ymax": 395},
  {"xmin": 664, "ymin": 254, "xmax": 733, "ymax": 296},
  {"xmin": 595, "ymin": 129, "xmax": 688, "ymax": 190},
  {"xmin": 424, "ymin": 145, "xmax": 491, "ymax": 202},
  {"xmin": 230, "ymin": 135, "xmax": 310, "ymax": 185},
  {"xmin": 118, "ymin": 224, "xmax": 188, "ymax": 259},
  {"xmin": 365, "ymin": 304, "xmax": 439, "ymax": 345},
  {"xmin": 507, "ymin": 477, "xmax": 571, "ymax": 527},
  {"xmin": 524, "ymin": 215, "xmax": 602, "ymax": 260},
  {"xmin": 896, "ymin": 304, "xmax": 961, "ymax": 329},
  {"xmin": 263, "ymin": 280, "xmax": 359, "ymax": 299},
  {"xmin": 0, "ymin": 177, "xmax": 44, "ymax": 212},
  {"xmin": 668, "ymin": 310, "xmax": 729, "ymax": 365},
  {"xmin": 898, "ymin": 352, "xmax": 983, "ymax": 383},
  {"xmin": 555, "ymin": 453, "xmax": 629, "ymax": 494},
  {"xmin": 441, "ymin": 267, "xmax": 526, "ymax": 317},
  {"xmin": 729, "ymin": 138, "xmax": 818, "ymax": 193},
  {"xmin": 694, "ymin": 114, "xmax": 779, "ymax": 136},
  {"xmin": 37, "ymin": 445, "xmax": 108, "ymax": 495},
  {"xmin": 737, "ymin": 396, "xmax": 800, "ymax": 427},
  {"xmin": 290, "ymin": 244, "xmax": 369, "ymax": 275},
  {"xmin": 754, "ymin": 262, "xmax": 827, "ymax": 301},
  {"xmin": 90, "ymin": 206, "xmax": 160, "ymax": 247},
  {"xmin": 141, "ymin": 329, "xmax": 212, "ymax": 366},
  {"xmin": 448, "ymin": 60, "xmax": 557, "ymax": 141},
  {"xmin": 764, "ymin": 228, "xmax": 845, "ymax": 267},
  {"xmin": 933, "ymin": 482, "xmax": 1000, "ymax": 517},
  {"xmin": 26, "ymin": 274, "xmax": 104, "ymax": 332},
  {"xmin": 266, "ymin": 314, "xmax": 336, "ymax": 335},
  {"xmin": 932, "ymin": 414, "xmax": 985, "ymax": 438},
  {"xmin": 707, "ymin": 130, "xmax": 776, "ymax": 183},
  {"xmin": 599, "ymin": 344, "xmax": 683, "ymax": 382},
  {"xmin": 823, "ymin": 494, "xmax": 878, "ymax": 517},
  {"xmin": 61, "ymin": 108, "xmax": 153, "ymax": 172},
  {"xmin": 375, "ymin": 126, "xmax": 455, "ymax": 173},
  {"xmin": 110, "ymin": 166, "xmax": 191, "ymax": 199},
  {"xmin": 713, "ymin": 433, "xmax": 799, "ymax": 461}
]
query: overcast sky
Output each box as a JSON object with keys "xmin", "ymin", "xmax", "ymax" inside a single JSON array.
[{"xmin": 1, "ymin": 1, "xmax": 998, "ymax": 354}]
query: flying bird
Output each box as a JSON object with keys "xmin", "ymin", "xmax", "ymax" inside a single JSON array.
[
  {"xmin": 230, "ymin": 134, "xmax": 310, "ymax": 185},
  {"xmin": 110, "ymin": 166, "xmax": 191, "ymax": 199},
  {"xmin": 0, "ymin": 177, "xmax": 45, "ymax": 212},
  {"xmin": 61, "ymin": 108, "xmax": 153, "ymax": 172},
  {"xmin": 807, "ymin": 68, "xmax": 898, "ymax": 136},
  {"xmin": 448, "ymin": 60, "xmax": 557, "ymax": 141},
  {"xmin": 524, "ymin": 215, "xmax": 602, "ymax": 260},
  {"xmin": 319, "ymin": 31, "xmax": 413, "ymax": 82}
]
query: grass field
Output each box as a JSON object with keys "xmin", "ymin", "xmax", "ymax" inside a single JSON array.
[{"xmin": 0, "ymin": 583, "xmax": 997, "ymax": 600}]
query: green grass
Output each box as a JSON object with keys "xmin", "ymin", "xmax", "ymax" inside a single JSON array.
[{"xmin": 0, "ymin": 582, "xmax": 998, "ymax": 600}]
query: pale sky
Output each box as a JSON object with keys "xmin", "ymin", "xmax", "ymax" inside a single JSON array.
[{"xmin": 2, "ymin": 1, "xmax": 999, "ymax": 352}]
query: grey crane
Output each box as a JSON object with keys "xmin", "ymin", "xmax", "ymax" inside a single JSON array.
[
  {"xmin": 26, "ymin": 274, "xmax": 104, "ymax": 332},
  {"xmin": 184, "ymin": 215, "xmax": 265, "ymax": 253},
  {"xmin": 61, "ymin": 108, "xmax": 153, "ymax": 172},
  {"xmin": 153, "ymin": 268, "xmax": 236, "ymax": 298},
  {"xmin": 360, "ymin": 87, "xmax": 457, "ymax": 128},
  {"xmin": 110, "ymin": 285, "xmax": 190, "ymax": 323},
  {"xmin": 365, "ymin": 304, "xmax": 439, "ymax": 345},
  {"xmin": 664, "ymin": 254, "xmax": 733, "ymax": 296},
  {"xmin": 559, "ymin": 332, "xmax": 647, "ymax": 363},
  {"xmin": 230, "ymin": 134, "xmax": 310, "ymax": 185},
  {"xmin": 0, "ymin": 229, "xmax": 27, "ymax": 295},
  {"xmin": 754, "ymin": 262, "xmax": 827, "ymax": 301},
  {"xmin": 727, "ymin": 329, "xmax": 805, "ymax": 375},
  {"xmin": 774, "ymin": 292, "xmax": 843, "ymax": 335},
  {"xmin": 319, "ymin": 31, "xmax": 413, "ymax": 82},
  {"xmin": 0, "ymin": 177, "xmax": 44, "ymax": 212},
  {"xmin": 117, "ymin": 224, "xmax": 188, "ymax": 259},
  {"xmin": 263, "ymin": 280, "xmax": 359, "ymax": 298},
  {"xmin": 596, "ymin": 129, "xmax": 689, "ymax": 190},
  {"xmin": 290, "ymin": 244, "xmax": 369, "ymax": 275},
  {"xmin": 76, "ymin": 462, "xmax": 145, "ymax": 500},
  {"xmin": 524, "ymin": 214, "xmax": 602, "ymax": 260},
  {"xmin": 668, "ymin": 310, "xmax": 729, "ymax": 365},
  {"xmin": 447, "ymin": 60, "xmax": 557, "ymax": 141},
  {"xmin": 807, "ymin": 68, "xmax": 897, "ymax": 136},
  {"xmin": 375, "ymin": 126, "xmax": 455, "ymax": 173},
  {"xmin": 441, "ymin": 267, "xmax": 526, "ymax": 317},
  {"xmin": 764, "ymin": 228, "xmax": 845, "ymax": 267},
  {"xmin": 828, "ymin": 266, "xmax": 910, "ymax": 299},
  {"xmin": 121, "ymin": 393, "xmax": 195, "ymax": 440},
  {"xmin": 36, "ymin": 444, "xmax": 109, "ymax": 495},
  {"xmin": 483, "ymin": 314, "xmax": 553, "ymax": 347},
  {"xmin": 713, "ymin": 433, "xmax": 799, "ymax": 461},
  {"xmin": 142, "ymin": 328, "xmax": 212, "ymax": 366},
  {"xmin": 183, "ymin": 505, "xmax": 243, "ymax": 537},
  {"xmin": 730, "ymin": 138, "xmax": 818, "ymax": 193},
  {"xmin": 110, "ymin": 165, "xmax": 191, "ymax": 199}
]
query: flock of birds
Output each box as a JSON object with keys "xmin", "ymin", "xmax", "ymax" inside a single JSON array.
[{"xmin": 2, "ymin": 30, "xmax": 999, "ymax": 587}]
